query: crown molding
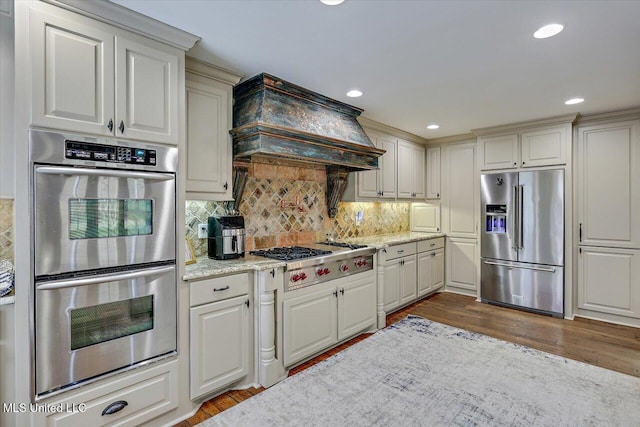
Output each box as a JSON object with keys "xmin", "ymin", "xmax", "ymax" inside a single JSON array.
[
  {"xmin": 186, "ymin": 57, "xmax": 242, "ymax": 86},
  {"xmin": 576, "ymin": 106, "xmax": 640, "ymax": 126},
  {"xmin": 357, "ymin": 117, "xmax": 428, "ymax": 145},
  {"xmin": 425, "ymin": 133, "xmax": 476, "ymax": 146},
  {"xmin": 471, "ymin": 113, "xmax": 579, "ymax": 137},
  {"xmin": 45, "ymin": 0, "xmax": 200, "ymax": 51}
]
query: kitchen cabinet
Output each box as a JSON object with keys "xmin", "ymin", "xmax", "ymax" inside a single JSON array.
[
  {"xmin": 578, "ymin": 246, "xmax": 640, "ymax": 319},
  {"xmin": 445, "ymin": 237, "xmax": 478, "ymax": 295},
  {"xmin": 410, "ymin": 203, "xmax": 440, "ymax": 233},
  {"xmin": 29, "ymin": 5, "xmax": 180, "ymax": 144},
  {"xmin": 577, "ymin": 120, "xmax": 640, "ymax": 249},
  {"xmin": 426, "ymin": 146, "xmax": 441, "ymax": 199},
  {"xmin": 343, "ymin": 129, "xmax": 397, "ymax": 200},
  {"xmin": 189, "ymin": 273, "xmax": 251, "ymax": 400},
  {"xmin": 443, "ymin": 142, "xmax": 478, "ymax": 238},
  {"xmin": 397, "ymin": 139, "xmax": 425, "ymax": 199},
  {"xmin": 417, "ymin": 240, "xmax": 445, "ymax": 297},
  {"xmin": 382, "ymin": 242, "xmax": 416, "ymax": 312},
  {"xmin": 0, "ymin": 4, "xmax": 14, "ymax": 198},
  {"xmin": 478, "ymin": 124, "xmax": 570, "ymax": 171},
  {"xmin": 31, "ymin": 360, "xmax": 179, "ymax": 427},
  {"xmin": 283, "ymin": 271, "xmax": 375, "ymax": 367},
  {"xmin": 185, "ymin": 58, "xmax": 242, "ymax": 199}
]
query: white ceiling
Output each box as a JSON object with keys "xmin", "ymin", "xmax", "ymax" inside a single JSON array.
[{"xmin": 111, "ymin": 0, "xmax": 640, "ymax": 139}]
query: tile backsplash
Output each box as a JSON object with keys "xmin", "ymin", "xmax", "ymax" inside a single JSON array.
[
  {"xmin": 0, "ymin": 199, "xmax": 14, "ymax": 263},
  {"xmin": 186, "ymin": 164, "xmax": 410, "ymax": 257}
]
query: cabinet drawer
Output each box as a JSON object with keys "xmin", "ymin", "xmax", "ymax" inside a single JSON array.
[
  {"xmin": 417, "ymin": 237, "xmax": 445, "ymax": 253},
  {"xmin": 385, "ymin": 242, "xmax": 417, "ymax": 260},
  {"xmin": 34, "ymin": 360, "xmax": 178, "ymax": 427},
  {"xmin": 190, "ymin": 273, "xmax": 249, "ymax": 307}
]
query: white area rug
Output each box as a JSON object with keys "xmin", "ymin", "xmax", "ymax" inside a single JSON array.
[{"xmin": 200, "ymin": 316, "xmax": 640, "ymax": 426}]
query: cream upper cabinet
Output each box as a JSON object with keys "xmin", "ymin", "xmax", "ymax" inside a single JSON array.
[
  {"xmin": 426, "ymin": 146, "xmax": 441, "ymax": 199},
  {"xmin": 578, "ymin": 246, "xmax": 640, "ymax": 319},
  {"xmin": 578, "ymin": 120, "xmax": 640, "ymax": 248},
  {"xmin": 0, "ymin": 7, "xmax": 14, "ymax": 197},
  {"xmin": 443, "ymin": 142, "xmax": 478, "ymax": 238},
  {"xmin": 479, "ymin": 134, "xmax": 518, "ymax": 170},
  {"xmin": 185, "ymin": 59, "xmax": 241, "ymax": 199},
  {"xmin": 479, "ymin": 124, "xmax": 570, "ymax": 170},
  {"xmin": 351, "ymin": 129, "xmax": 397, "ymax": 199},
  {"xmin": 397, "ymin": 139, "xmax": 425, "ymax": 199},
  {"xmin": 410, "ymin": 203, "xmax": 440, "ymax": 233},
  {"xmin": 30, "ymin": 6, "xmax": 180, "ymax": 144}
]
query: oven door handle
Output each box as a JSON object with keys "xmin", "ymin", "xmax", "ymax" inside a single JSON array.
[
  {"xmin": 35, "ymin": 166, "xmax": 175, "ymax": 181},
  {"xmin": 36, "ymin": 265, "xmax": 175, "ymax": 290}
]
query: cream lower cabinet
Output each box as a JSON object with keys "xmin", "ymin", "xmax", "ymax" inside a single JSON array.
[
  {"xmin": 445, "ymin": 237, "xmax": 478, "ymax": 296},
  {"xmin": 28, "ymin": 2, "xmax": 180, "ymax": 144},
  {"xmin": 417, "ymin": 247, "xmax": 444, "ymax": 298},
  {"xmin": 578, "ymin": 246, "xmax": 640, "ymax": 319},
  {"xmin": 283, "ymin": 272, "xmax": 375, "ymax": 367},
  {"xmin": 189, "ymin": 274, "xmax": 250, "ymax": 400},
  {"xmin": 31, "ymin": 360, "xmax": 179, "ymax": 427}
]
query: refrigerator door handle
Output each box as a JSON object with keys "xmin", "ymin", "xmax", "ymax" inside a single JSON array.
[
  {"xmin": 518, "ymin": 184, "xmax": 524, "ymax": 250},
  {"xmin": 512, "ymin": 185, "xmax": 519, "ymax": 250},
  {"xmin": 483, "ymin": 260, "xmax": 556, "ymax": 273}
]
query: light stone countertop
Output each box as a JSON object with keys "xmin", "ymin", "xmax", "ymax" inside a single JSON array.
[
  {"xmin": 342, "ymin": 231, "xmax": 446, "ymax": 249},
  {"xmin": 184, "ymin": 231, "xmax": 445, "ymax": 281},
  {"xmin": 183, "ymin": 255, "xmax": 286, "ymax": 281}
]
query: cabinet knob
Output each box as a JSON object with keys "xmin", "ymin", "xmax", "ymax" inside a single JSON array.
[
  {"xmin": 107, "ymin": 118, "xmax": 113, "ymax": 132},
  {"xmin": 513, "ymin": 162, "xmax": 517, "ymax": 166},
  {"xmin": 118, "ymin": 120, "xmax": 125, "ymax": 134},
  {"xmin": 522, "ymin": 161, "xmax": 526, "ymax": 165},
  {"xmin": 245, "ymin": 299, "xmax": 250, "ymax": 307},
  {"xmin": 224, "ymin": 182, "xmax": 228, "ymax": 190},
  {"xmin": 437, "ymin": 193, "xmax": 440, "ymax": 198},
  {"xmin": 340, "ymin": 288, "xmax": 344, "ymax": 295}
]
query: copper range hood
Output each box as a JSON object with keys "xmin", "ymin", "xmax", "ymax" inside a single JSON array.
[{"xmin": 230, "ymin": 73, "xmax": 384, "ymax": 217}]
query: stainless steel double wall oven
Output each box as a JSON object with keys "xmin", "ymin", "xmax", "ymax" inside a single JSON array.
[{"xmin": 31, "ymin": 130, "xmax": 178, "ymax": 398}]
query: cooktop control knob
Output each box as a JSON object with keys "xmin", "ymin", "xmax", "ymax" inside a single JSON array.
[
  {"xmin": 292, "ymin": 274, "xmax": 301, "ymax": 282},
  {"xmin": 316, "ymin": 268, "xmax": 324, "ymax": 276},
  {"xmin": 300, "ymin": 272, "xmax": 307, "ymax": 280},
  {"xmin": 323, "ymin": 267, "xmax": 330, "ymax": 275},
  {"xmin": 340, "ymin": 264, "xmax": 348, "ymax": 272}
]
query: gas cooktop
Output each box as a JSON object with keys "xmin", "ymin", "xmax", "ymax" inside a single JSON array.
[{"xmin": 250, "ymin": 246, "xmax": 333, "ymax": 261}]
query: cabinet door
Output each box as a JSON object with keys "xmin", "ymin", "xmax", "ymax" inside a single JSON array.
[
  {"xmin": 479, "ymin": 134, "xmax": 518, "ymax": 170},
  {"xmin": 578, "ymin": 247, "xmax": 640, "ymax": 318},
  {"xmin": 283, "ymin": 287, "xmax": 337, "ymax": 366},
  {"xmin": 410, "ymin": 203, "xmax": 440, "ymax": 233},
  {"xmin": 432, "ymin": 248, "xmax": 445, "ymax": 291},
  {"xmin": 446, "ymin": 237, "xmax": 478, "ymax": 294},
  {"xmin": 382, "ymin": 259, "xmax": 401, "ymax": 312},
  {"xmin": 426, "ymin": 146, "xmax": 441, "ymax": 199},
  {"xmin": 397, "ymin": 140, "xmax": 414, "ymax": 198},
  {"xmin": 338, "ymin": 274, "xmax": 376, "ymax": 341},
  {"xmin": 379, "ymin": 135, "xmax": 397, "ymax": 198},
  {"xmin": 417, "ymin": 251, "xmax": 433, "ymax": 297},
  {"xmin": 186, "ymin": 78, "xmax": 232, "ymax": 197},
  {"xmin": 0, "ymin": 9, "xmax": 14, "ymax": 198},
  {"xmin": 444, "ymin": 143, "xmax": 478, "ymax": 238},
  {"xmin": 413, "ymin": 144, "xmax": 426, "ymax": 199},
  {"xmin": 520, "ymin": 124, "xmax": 569, "ymax": 167},
  {"xmin": 30, "ymin": 8, "xmax": 115, "ymax": 135},
  {"xmin": 578, "ymin": 120, "xmax": 640, "ymax": 248},
  {"xmin": 190, "ymin": 295, "xmax": 249, "ymax": 400},
  {"xmin": 399, "ymin": 256, "xmax": 417, "ymax": 305},
  {"xmin": 115, "ymin": 36, "xmax": 179, "ymax": 144},
  {"xmin": 356, "ymin": 129, "xmax": 381, "ymax": 198}
]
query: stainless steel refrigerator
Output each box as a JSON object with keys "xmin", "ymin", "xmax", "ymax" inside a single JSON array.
[{"xmin": 480, "ymin": 169, "xmax": 564, "ymax": 317}]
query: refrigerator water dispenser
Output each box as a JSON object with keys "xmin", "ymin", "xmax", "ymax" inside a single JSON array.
[{"xmin": 486, "ymin": 204, "xmax": 507, "ymax": 233}]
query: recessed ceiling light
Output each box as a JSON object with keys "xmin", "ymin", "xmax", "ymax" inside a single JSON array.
[
  {"xmin": 426, "ymin": 124, "xmax": 440, "ymax": 130},
  {"xmin": 534, "ymin": 23, "xmax": 564, "ymax": 39},
  {"xmin": 565, "ymin": 97, "xmax": 584, "ymax": 105},
  {"xmin": 346, "ymin": 89, "xmax": 362, "ymax": 98},
  {"xmin": 320, "ymin": 0, "xmax": 345, "ymax": 5}
]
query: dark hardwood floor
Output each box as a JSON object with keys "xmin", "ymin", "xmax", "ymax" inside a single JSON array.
[{"xmin": 174, "ymin": 292, "xmax": 640, "ymax": 426}]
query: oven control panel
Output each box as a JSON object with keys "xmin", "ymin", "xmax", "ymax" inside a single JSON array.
[
  {"xmin": 286, "ymin": 255, "xmax": 374, "ymax": 291},
  {"xmin": 65, "ymin": 141, "xmax": 157, "ymax": 165}
]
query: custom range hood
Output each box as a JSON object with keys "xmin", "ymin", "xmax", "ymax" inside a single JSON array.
[{"xmin": 230, "ymin": 73, "xmax": 384, "ymax": 217}]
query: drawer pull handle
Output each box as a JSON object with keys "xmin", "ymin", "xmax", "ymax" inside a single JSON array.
[
  {"xmin": 430, "ymin": 243, "xmax": 435, "ymax": 247},
  {"xmin": 102, "ymin": 400, "xmax": 128, "ymax": 416},
  {"xmin": 213, "ymin": 286, "xmax": 230, "ymax": 292},
  {"xmin": 397, "ymin": 249, "xmax": 404, "ymax": 253}
]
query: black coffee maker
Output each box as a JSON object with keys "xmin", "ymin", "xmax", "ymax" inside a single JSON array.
[{"xmin": 208, "ymin": 216, "xmax": 245, "ymax": 260}]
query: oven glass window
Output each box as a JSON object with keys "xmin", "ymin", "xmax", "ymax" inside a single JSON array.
[
  {"xmin": 70, "ymin": 295, "xmax": 154, "ymax": 350},
  {"xmin": 69, "ymin": 199, "xmax": 153, "ymax": 239}
]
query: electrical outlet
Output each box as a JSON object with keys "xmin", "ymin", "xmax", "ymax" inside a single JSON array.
[
  {"xmin": 355, "ymin": 210, "xmax": 364, "ymax": 226},
  {"xmin": 197, "ymin": 223, "xmax": 208, "ymax": 239}
]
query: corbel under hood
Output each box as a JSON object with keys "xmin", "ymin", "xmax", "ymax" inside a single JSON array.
[{"xmin": 230, "ymin": 73, "xmax": 385, "ymax": 217}]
